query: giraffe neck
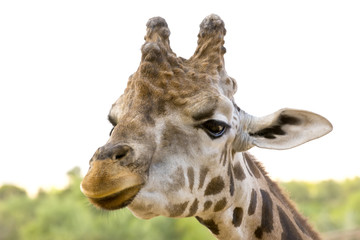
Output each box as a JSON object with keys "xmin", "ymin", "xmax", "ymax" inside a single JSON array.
[{"xmin": 196, "ymin": 152, "xmax": 321, "ymax": 240}]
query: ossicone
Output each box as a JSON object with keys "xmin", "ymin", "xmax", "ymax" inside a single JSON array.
[
  {"xmin": 190, "ymin": 14, "xmax": 227, "ymax": 65},
  {"xmin": 143, "ymin": 17, "xmax": 172, "ymax": 54}
]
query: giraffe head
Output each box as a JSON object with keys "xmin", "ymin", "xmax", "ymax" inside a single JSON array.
[{"xmin": 81, "ymin": 15, "xmax": 332, "ymax": 220}]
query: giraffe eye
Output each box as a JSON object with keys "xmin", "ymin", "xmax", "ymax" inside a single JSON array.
[{"xmin": 201, "ymin": 120, "xmax": 229, "ymax": 139}]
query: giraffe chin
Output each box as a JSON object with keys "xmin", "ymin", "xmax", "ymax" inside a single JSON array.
[{"xmin": 87, "ymin": 184, "xmax": 143, "ymax": 210}]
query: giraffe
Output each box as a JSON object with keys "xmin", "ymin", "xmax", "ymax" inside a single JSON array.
[{"xmin": 80, "ymin": 15, "xmax": 332, "ymax": 240}]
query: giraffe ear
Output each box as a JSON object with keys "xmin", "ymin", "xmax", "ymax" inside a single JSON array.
[{"xmin": 236, "ymin": 109, "xmax": 332, "ymax": 151}]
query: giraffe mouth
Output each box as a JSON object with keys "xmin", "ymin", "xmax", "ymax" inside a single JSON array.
[
  {"xmin": 81, "ymin": 161, "xmax": 145, "ymax": 210},
  {"xmin": 86, "ymin": 184, "xmax": 144, "ymax": 210}
]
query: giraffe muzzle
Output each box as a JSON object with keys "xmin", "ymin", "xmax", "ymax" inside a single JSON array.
[{"xmin": 81, "ymin": 145, "xmax": 145, "ymax": 210}]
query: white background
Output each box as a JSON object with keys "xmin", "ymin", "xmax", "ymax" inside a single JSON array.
[{"xmin": 1, "ymin": 0, "xmax": 359, "ymax": 195}]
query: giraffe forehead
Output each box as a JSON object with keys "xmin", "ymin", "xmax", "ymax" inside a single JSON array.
[
  {"xmin": 187, "ymin": 94, "xmax": 234, "ymax": 123},
  {"xmin": 109, "ymin": 84, "xmax": 234, "ymax": 128}
]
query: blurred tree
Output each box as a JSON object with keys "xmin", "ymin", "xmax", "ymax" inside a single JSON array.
[
  {"xmin": 316, "ymin": 180, "xmax": 343, "ymax": 203},
  {"xmin": 0, "ymin": 191, "xmax": 34, "ymax": 240},
  {"xmin": 281, "ymin": 181, "xmax": 311, "ymax": 203},
  {"xmin": 345, "ymin": 191, "xmax": 360, "ymax": 229},
  {"xmin": 0, "ymin": 184, "xmax": 27, "ymax": 200}
]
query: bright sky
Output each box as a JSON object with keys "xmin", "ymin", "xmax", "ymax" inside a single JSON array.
[{"xmin": 1, "ymin": 0, "xmax": 359, "ymax": 195}]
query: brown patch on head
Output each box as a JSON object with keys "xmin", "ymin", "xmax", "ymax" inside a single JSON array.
[
  {"xmin": 107, "ymin": 114, "xmax": 157, "ymax": 146},
  {"xmin": 167, "ymin": 201, "xmax": 189, "ymax": 217},
  {"xmin": 198, "ymin": 167, "xmax": 209, "ymax": 189},
  {"xmin": 227, "ymin": 162, "xmax": 234, "ymax": 196},
  {"xmin": 160, "ymin": 122, "xmax": 191, "ymax": 154},
  {"xmin": 219, "ymin": 145, "xmax": 228, "ymax": 166},
  {"xmin": 204, "ymin": 176, "xmax": 225, "ymax": 196}
]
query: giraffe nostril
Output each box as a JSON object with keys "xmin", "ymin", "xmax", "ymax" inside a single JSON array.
[
  {"xmin": 115, "ymin": 152, "xmax": 127, "ymax": 160},
  {"xmin": 111, "ymin": 145, "xmax": 131, "ymax": 161},
  {"xmin": 95, "ymin": 144, "xmax": 132, "ymax": 161}
]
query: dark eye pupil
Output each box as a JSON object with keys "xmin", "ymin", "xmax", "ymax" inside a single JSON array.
[
  {"xmin": 206, "ymin": 122, "xmax": 224, "ymax": 133},
  {"xmin": 202, "ymin": 120, "xmax": 228, "ymax": 138}
]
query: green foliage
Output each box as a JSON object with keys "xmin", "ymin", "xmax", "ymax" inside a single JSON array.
[
  {"xmin": 281, "ymin": 177, "xmax": 360, "ymax": 232},
  {"xmin": 0, "ymin": 190, "xmax": 35, "ymax": 240},
  {"xmin": 0, "ymin": 168, "xmax": 359, "ymax": 240},
  {"xmin": 0, "ymin": 184, "xmax": 27, "ymax": 200}
]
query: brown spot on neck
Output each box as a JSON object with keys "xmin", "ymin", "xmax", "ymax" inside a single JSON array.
[
  {"xmin": 243, "ymin": 152, "xmax": 261, "ymax": 178},
  {"xmin": 252, "ymin": 158, "xmax": 321, "ymax": 239},
  {"xmin": 277, "ymin": 206, "xmax": 302, "ymax": 240},
  {"xmin": 248, "ymin": 189, "xmax": 257, "ymax": 215},
  {"xmin": 167, "ymin": 201, "xmax": 189, "ymax": 217},
  {"xmin": 196, "ymin": 217, "xmax": 220, "ymax": 235},
  {"xmin": 204, "ymin": 176, "xmax": 225, "ymax": 196},
  {"xmin": 254, "ymin": 227, "xmax": 263, "ymax": 239},
  {"xmin": 186, "ymin": 198, "xmax": 199, "ymax": 217},
  {"xmin": 213, "ymin": 197, "xmax": 227, "ymax": 212},
  {"xmin": 233, "ymin": 161, "xmax": 246, "ymax": 181},
  {"xmin": 232, "ymin": 207, "xmax": 243, "ymax": 227},
  {"xmin": 203, "ymin": 200, "xmax": 213, "ymax": 211},
  {"xmin": 260, "ymin": 189, "xmax": 274, "ymax": 231},
  {"xmin": 254, "ymin": 189, "xmax": 274, "ymax": 239}
]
